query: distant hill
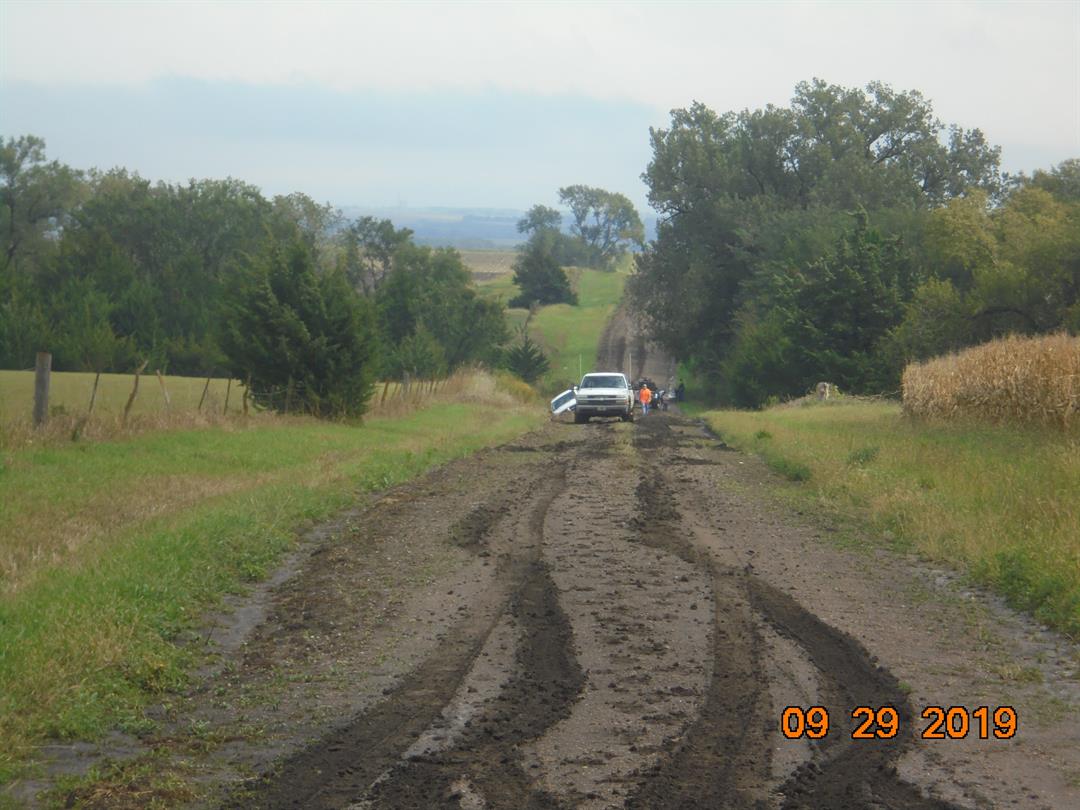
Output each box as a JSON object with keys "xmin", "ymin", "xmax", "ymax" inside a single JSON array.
[{"xmin": 340, "ymin": 206, "xmax": 658, "ymax": 250}]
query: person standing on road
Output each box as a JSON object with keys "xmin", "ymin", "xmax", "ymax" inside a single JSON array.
[{"xmin": 640, "ymin": 382, "xmax": 652, "ymax": 415}]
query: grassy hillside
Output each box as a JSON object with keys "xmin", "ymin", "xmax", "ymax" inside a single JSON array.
[
  {"xmin": 0, "ymin": 375, "xmax": 543, "ymax": 785},
  {"xmin": 527, "ymin": 268, "xmax": 626, "ymax": 393},
  {"xmin": 704, "ymin": 400, "xmax": 1080, "ymax": 636},
  {"xmin": 477, "ymin": 263, "xmax": 627, "ymax": 395}
]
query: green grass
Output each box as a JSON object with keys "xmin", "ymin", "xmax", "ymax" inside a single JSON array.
[
  {"xmin": 0, "ymin": 370, "xmax": 242, "ymax": 423},
  {"xmin": 0, "ymin": 399, "xmax": 542, "ymax": 784},
  {"xmin": 704, "ymin": 402, "xmax": 1080, "ymax": 636}
]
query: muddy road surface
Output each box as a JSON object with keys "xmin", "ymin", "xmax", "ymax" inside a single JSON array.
[{"xmin": 105, "ymin": 414, "xmax": 1071, "ymax": 810}]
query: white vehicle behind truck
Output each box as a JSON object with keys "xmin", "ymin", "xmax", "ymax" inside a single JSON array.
[{"xmin": 571, "ymin": 372, "xmax": 634, "ymax": 423}]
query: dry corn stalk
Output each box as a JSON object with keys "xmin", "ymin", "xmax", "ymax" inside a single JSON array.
[{"xmin": 902, "ymin": 333, "xmax": 1080, "ymax": 430}]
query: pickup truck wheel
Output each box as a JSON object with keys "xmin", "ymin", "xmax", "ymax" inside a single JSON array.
[
  {"xmin": 574, "ymin": 412, "xmax": 588, "ymax": 424},
  {"xmin": 622, "ymin": 411, "xmax": 634, "ymax": 423}
]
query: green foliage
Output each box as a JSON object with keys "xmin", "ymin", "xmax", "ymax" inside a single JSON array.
[
  {"xmin": 513, "ymin": 267, "xmax": 625, "ymax": 393},
  {"xmin": 558, "ymin": 184, "xmax": 644, "ymax": 268},
  {"xmin": 846, "ymin": 445, "xmax": 880, "ymax": 466},
  {"xmin": 770, "ymin": 457, "xmax": 812, "ymax": 482},
  {"xmin": 376, "ymin": 244, "xmax": 507, "ymax": 377},
  {"xmin": 509, "ymin": 229, "xmax": 577, "ymax": 308},
  {"xmin": 0, "ymin": 134, "xmax": 85, "ymax": 285},
  {"xmin": 1028, "ymin": 158, "xmax": 1080, "ymax": 203},
  {"xmin": 48, "ymin": 277, "xmax": 135, "ymax": 372},
  {"xmin": 720, "ymin": 309, "xmax": 794, "ymax": 408},
  {"xmin": 338, "ymin": 215, "xmax": 414, "ymax": 294},
  {"xmin": 220, "ymin": 240, "xmax": 378, "ymax": 417},
  {"xmin": 885, "ymin": 278, "xmax": 971, "ymax": 361},
  {"xmin": 505, "ymin": 329, "xmax": 550, "ymax": 383},
  {"xmin": 517, "ymin": 204, "xmax": 562, "ymax": 236},
  {"xmin": 393, "ymin": 324, "xmax": 447, "ymax": 379},
  {"xmin": 885, "ymin": 183, "xmax": 1080, "ymax": 363},
  {"xmin": 722, "ymin": 213, "xmax": 907, "ymax": 406},
  {"xmin": 0, "ymin": 137, "xmax": 510, "ymax": 386}
]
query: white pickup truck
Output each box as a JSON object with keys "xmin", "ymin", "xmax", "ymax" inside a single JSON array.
[{"xmin": 568, "ymin": 372, "xmax": 634, "ymax": 424}]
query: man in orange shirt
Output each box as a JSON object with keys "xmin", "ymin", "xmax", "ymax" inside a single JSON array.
[{"xmin": 640, "ymin": 382, "xmax": 652, "ymax": 416}]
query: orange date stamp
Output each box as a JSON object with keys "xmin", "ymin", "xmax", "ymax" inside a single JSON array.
[{"xmin": 781, "ymin": 705, "xmax": 1018, "ymax": 741}]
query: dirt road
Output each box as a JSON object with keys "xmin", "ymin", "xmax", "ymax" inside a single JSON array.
[
  {"xmin": 596, "ymin": 304, "xmax": 677, "ymax": 387},
  {"xmin": 159, "ymin": 409, "xmax": 1076, "ymax": 810}
]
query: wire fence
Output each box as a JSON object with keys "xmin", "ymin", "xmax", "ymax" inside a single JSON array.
[{"xmin": 1, "ymin": 359, "xmax": 452, "ymax": 450}]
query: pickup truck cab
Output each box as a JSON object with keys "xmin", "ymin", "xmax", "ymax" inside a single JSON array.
[{"xmin": 573, "ymin": 372, "xmax": 634, "ymax": 423}]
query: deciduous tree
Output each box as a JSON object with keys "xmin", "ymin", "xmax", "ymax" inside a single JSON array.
[{"xmin": 557, "ymin": 185, "xmax": 644, "ymax": 267}]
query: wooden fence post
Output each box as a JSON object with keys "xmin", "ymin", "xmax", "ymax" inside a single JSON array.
[
  {"xmin": 197, "ymin": 376, "xmax": 212, "ymax": 411},
  {"xmin": 71, "ymin": 371, "xmax": 102, "ymax": 442},
  {"xmin": 243, "ymin": 374, "xmax": 251, "ymax": 416},
  {"xmin": 123, "ymin": 360, "xmax": 149, "ymax": 426},
  {"xmin": 222, "ymin": 378, "xmax": 232, "ymax": 415},
  {"xmin": 33, "ymin": 351, "xmax": 51, "ymax": 427}
]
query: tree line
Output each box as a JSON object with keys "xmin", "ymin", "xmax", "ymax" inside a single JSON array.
[
  {"xmin": 0, "ymin": 136, "xmax": 507, "ymax": 416},
  {"xmin": 628, "ymin": 78, "xmax": 1080, "ymax": 407}
]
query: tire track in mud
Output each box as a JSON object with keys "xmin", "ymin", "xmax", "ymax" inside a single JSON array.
[
  {"xmin": 749, "ymin": 577, "xmax": 957, "ymax": 810},
  {"xmin": 628, "ymin": 415, "xmax": 961, "ymax": 810},
  {"xmin": 626, "ymin": 423, "xmax": 773, "ymax": 809},
  {"xmin": 526, "ymin": 423, "xmax": 714, "ymax": 808},
  {"xmin": 361, "ymin": 557, "xmax": 581, "ymax": 809},
  {"xmin": 223, "ymin": 453, "xmax": 584, "ymax": 809}
]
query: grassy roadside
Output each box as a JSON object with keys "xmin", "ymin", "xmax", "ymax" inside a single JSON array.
[
  {"xmin": 0, "ymin": 385, "xmax": 543, "ymax": 785},
  {"xmin": 703, "ymin": 401, "xmax": 1080, "ymax": 636}
]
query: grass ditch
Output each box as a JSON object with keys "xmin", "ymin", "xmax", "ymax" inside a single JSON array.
[
  {"xmin": 704, "ymin": 401, "xmax": 1080, "ymax": 637},
  {"xmin": 0, "ymin": 376, "xmax": 543, "ymax": 786}
]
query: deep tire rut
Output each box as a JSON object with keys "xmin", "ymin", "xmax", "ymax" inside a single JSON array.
[
  {"xmin": 226, "ymin": 457, "xmax": 583, "ymax": 809},
  {"xmin": 627, "ymin": 416, "xmax": 962, "ymax": 810}
]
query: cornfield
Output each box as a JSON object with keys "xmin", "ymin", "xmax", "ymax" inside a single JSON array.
[{"xmin": 902, "ymin": 333, "xmax": 1080, "ymax": 430}]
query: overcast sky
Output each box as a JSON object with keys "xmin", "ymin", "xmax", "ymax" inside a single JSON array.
[{"xmin": 1, "ymin": 0, "xmax": 1078, "ymax": 212}]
